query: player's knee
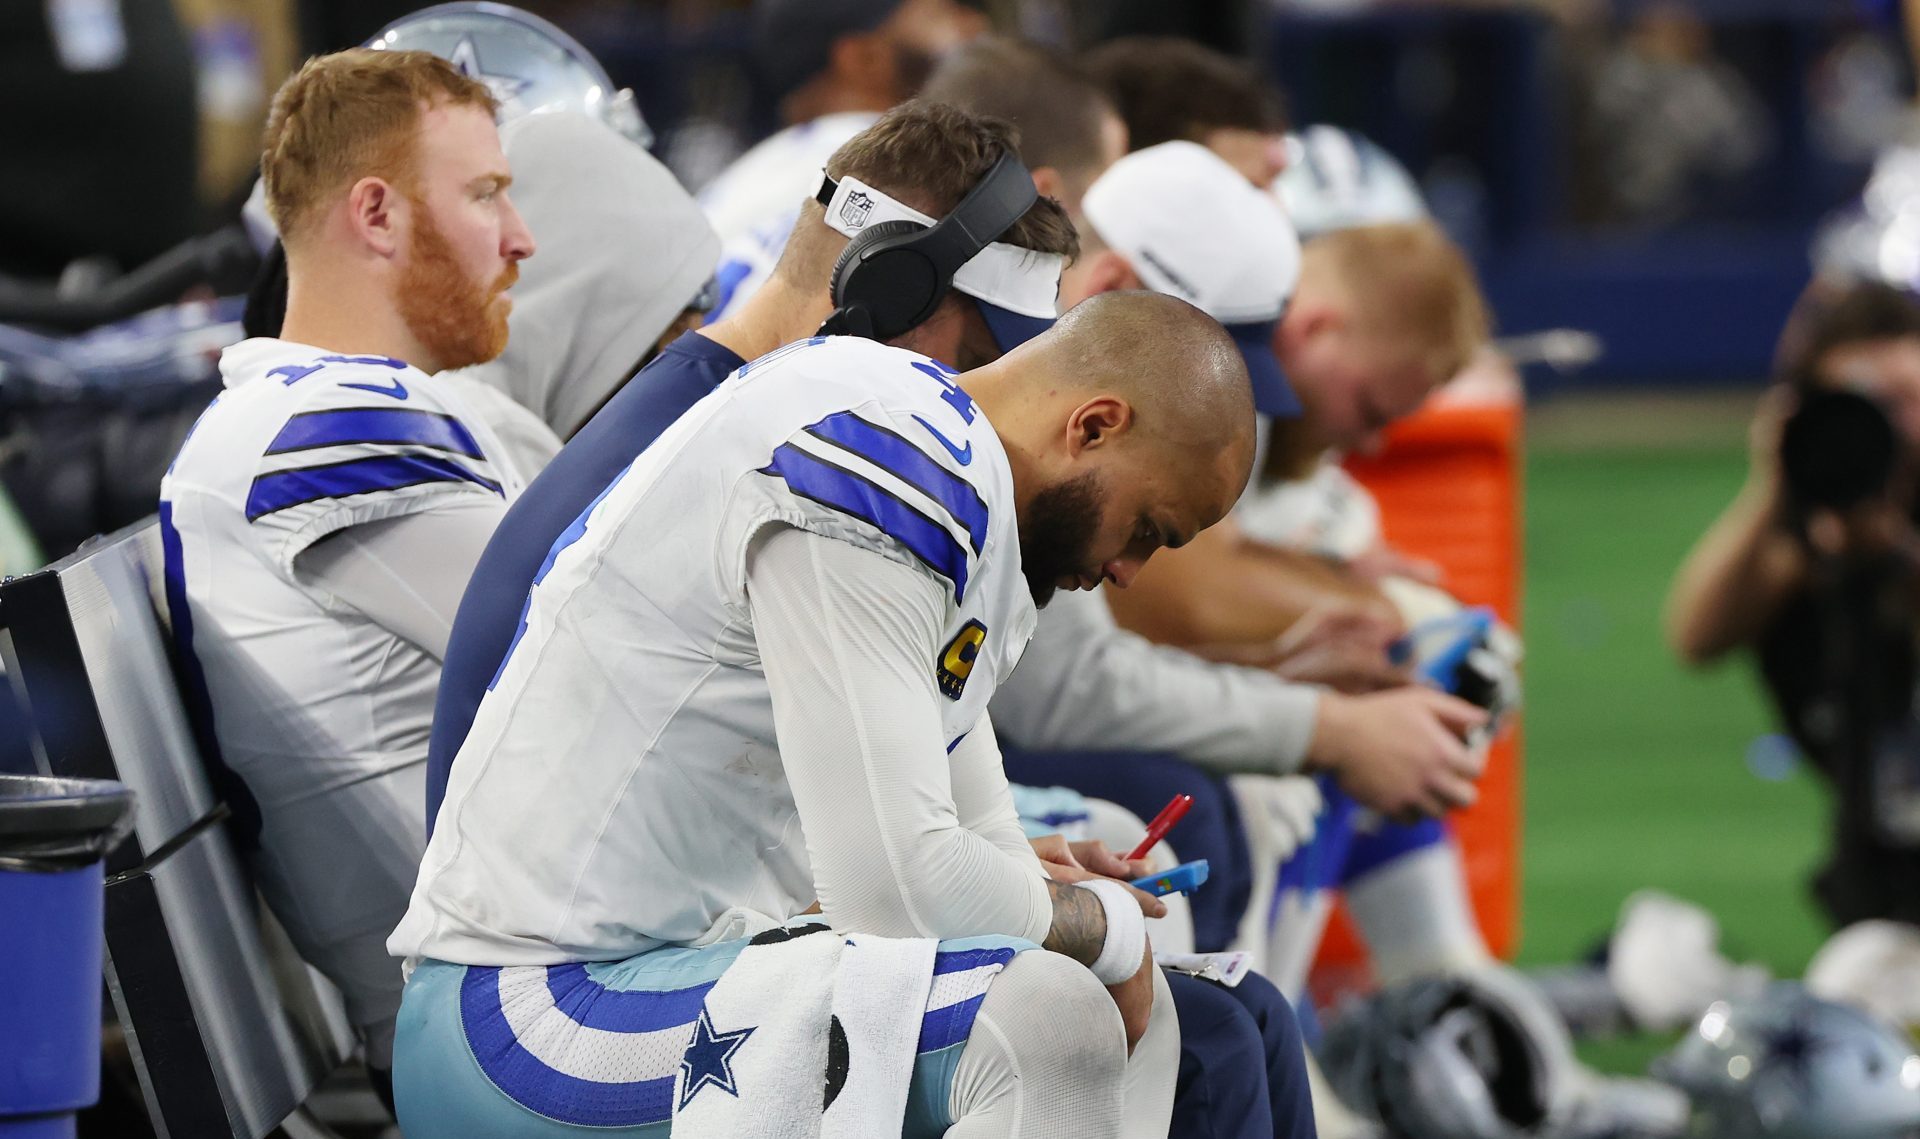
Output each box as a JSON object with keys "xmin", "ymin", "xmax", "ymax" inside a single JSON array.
[
  {"xmin": 1235, "ymin": 970, "xmax": 1307, "ymax": 1055},
  {"xmin": 978, "ymin": 950, "xmax": 1130, "ymax": 1081},
  {"xmin": 1002, "ymin": 947, "xmax": 1130, "ymax": 1045},
  {"xmin": 949, "ymin": 952, "xmax": 1134, "ymax": 1134}
]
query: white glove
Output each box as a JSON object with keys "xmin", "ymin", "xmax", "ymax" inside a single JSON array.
[
  {"xmin": 1226, "ymin": 774, "xmax": 1326, "ymax": 974},
  {"xmin": 1230, "ymin": 774, "xmax": 1324, "ymax": 865}
]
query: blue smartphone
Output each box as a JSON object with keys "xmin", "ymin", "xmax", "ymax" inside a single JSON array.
[{"xmin": 1130, "ymin": 859, "xmax": 1210, "ymax": 897}]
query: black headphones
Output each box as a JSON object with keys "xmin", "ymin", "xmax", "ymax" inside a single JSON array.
[{"xmin": 815, "ymin": 150, "xmax": 1038, "ymax": 342}]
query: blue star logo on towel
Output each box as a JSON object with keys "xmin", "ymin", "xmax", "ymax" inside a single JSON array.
[{"xmin": 679, "ymin": 1007, "xmax": 757, "ymax": 1110}]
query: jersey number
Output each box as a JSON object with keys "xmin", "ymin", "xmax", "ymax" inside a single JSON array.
[{"xmin": 911, "ymin": 359, "xmax": 976, "ymax": 425}]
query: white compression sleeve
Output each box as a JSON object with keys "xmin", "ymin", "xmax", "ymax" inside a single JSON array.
[
  {"xmin": 991, "ymin": 588, "xmax": 1320, "ymax": 774},
  {"xmin": 748, "ymin": 525, "xmax": 1052, "ymax": 944},
  {"xmin": 948, "ymin": 716, "xmax": 1045, "ymax": 865},
  {"xmin": 293, "ymin": 493, "xmax": 505, "ymax": 660}
]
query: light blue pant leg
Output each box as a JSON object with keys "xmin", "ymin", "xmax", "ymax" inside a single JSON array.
[
  {"xmin": 397, "ymin": 934, "xmax": 1035, "ymax": 1138},
  {"xmin": 394, "ymin": 960, "xmax": 673, "ymax": 1138}
]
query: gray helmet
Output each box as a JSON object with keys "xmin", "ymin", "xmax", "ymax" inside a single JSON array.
[
  {"xmin": 1273, "ymin": 125, "xmax": 1427, "ymax": 241},
  {"xmin": 1654, "ymin": 985, "xmax": 1920, "ymax": 1139},
  {"xmin": 1322, "ymin": 966, "xmax": 1578, "ymax": 1139},
  {"xmin": 368, "ymin": 2, "xmax": 651, "ymax": 149}
]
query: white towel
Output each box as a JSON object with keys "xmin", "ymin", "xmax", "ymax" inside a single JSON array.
[
  {"xmin": 671, "ymin": 925, "xmax": 937, "ymax": 1139},
  {"xmin": 821, "ymin": 933, "xmax": 938, "ymax": 1138}
]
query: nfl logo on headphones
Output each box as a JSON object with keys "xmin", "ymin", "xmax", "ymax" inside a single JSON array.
[{"xmin": 840, "ymin": 191, "xmax": 874, "ymax": 229}]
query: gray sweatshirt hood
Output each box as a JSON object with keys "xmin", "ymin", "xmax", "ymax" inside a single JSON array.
[{"xmin": 458, "ymin": 112, "xmax": 720, "ymax": 438}]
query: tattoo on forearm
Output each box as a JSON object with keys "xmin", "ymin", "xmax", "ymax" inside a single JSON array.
[{"xmin": 1042, "ymin": 879, "xmax": 1108, "ymax": 967}]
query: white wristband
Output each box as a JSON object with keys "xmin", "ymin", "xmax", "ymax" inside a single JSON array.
[{"xmin": 1080, "ymin": 879, "xmax": 1148, "ymax": 986}]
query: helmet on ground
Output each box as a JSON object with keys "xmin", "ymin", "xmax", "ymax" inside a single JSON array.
[
  {"xmin": 1321, "ymin": 965, "xmax": 1578, "ymax": 1139},
  {"xmin": 1654, "ymin": 984, "xmax": 1920, "ymax": 1139}
]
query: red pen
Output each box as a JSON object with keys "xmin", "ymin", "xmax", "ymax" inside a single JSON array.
[{"xmin": 1126, "ymin": 794, "xmax": 1194, "ymax": 861}]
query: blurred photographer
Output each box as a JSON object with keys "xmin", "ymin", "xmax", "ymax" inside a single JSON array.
[{"xmin": 1666, "ymin": 280, "xmax": 1920, "ymax": 928}]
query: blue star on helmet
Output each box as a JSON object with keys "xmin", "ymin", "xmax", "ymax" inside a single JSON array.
[
  {"xmin": 679, "ymin": 1007, "xmax": 757, "ymax": 1110},
  {"xmin": 446, "ymin": 35, "xmax": 531, "ymax": 105},
  {"xmin": 1757, "ymin": 1013, "xmax": 1828, "ymax": 1089}
]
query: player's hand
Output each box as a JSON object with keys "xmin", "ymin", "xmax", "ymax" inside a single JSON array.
[
  {"xmin": 1031, "ymin": 834, "xmax": 1166, "ymax": 919},
  {"xmin": 1068, "ymin": 838, "xmax": 1154, "ymax": 881},
  {"xmin": 1105, "ymin": 942, "xmax": 1157, "ymax": 1054},
  {"xmin": 1307, "ymin": 688, "xmax": 1488, "ymax": 822},
  {"xmin": 1347, "ymin": 544, "xmax": 1445, "ymax": 588},
  {"xmin": 1271, "ymin": 637, "xmax": 1411, "ymax": 693},
  {"xmin": 1266, "ymin": 604, "xmax": 1410, "ymax": 693}
]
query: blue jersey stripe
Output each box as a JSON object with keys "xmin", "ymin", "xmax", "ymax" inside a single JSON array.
[
  {"xmin": 804, "ymin": 412, "xmax": 988, "ymax": 554},
  {"xmin": 265, "ymin": 407, "xmax": 484, "ymax": 458},
  {"xmin": 246, "ymin": 453, "xmax": 501, "ymax": 521},
  {"xmin": 765, "ymin": 443, "xmax": 971, "ymax": 603}
]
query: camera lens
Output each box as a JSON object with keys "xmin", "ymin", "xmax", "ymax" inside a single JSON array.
[{"xmin": 1780, "ymin": 389, "xmax": 1899, "ymax": 510}]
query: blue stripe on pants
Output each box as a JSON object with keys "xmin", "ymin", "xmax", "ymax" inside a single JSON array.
[{"xmin": 397, "ymin": 934, "xmax": 1031, "ymax": 1137}]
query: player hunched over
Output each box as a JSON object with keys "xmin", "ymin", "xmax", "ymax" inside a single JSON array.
[
  {"xmin": 423, "ymin": 96, "xmax": 1323, "ymax": 1138},
  {"xmin": 389, "ymin": 294, "xmax": 1257, "ymax": 1137}
]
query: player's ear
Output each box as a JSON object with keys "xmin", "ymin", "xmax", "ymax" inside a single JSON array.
[
  {"xmin": 1031, "ymin": 166, "xmax": 1066, "ymax": 202},
  {"xmin": 1088, "ymin": 251, "xmax": 1142, "ymax": 298},
  {"xmin": 1065, "ymin": 395, "xmax": 1134, "ymax": 458},
  {"xmin": 347, "ymin": 176, "xmax": 403, "ymax": 258},
  {"xmin": 1280, "ymin": 299, "xmax": 1340, "ymax": 351}
]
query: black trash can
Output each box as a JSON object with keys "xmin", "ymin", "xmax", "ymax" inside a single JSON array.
[{"xmin": 0, "ymin": 775, "xmax": 134, "ymax": 1139}]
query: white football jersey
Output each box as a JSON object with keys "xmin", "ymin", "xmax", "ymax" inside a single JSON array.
[
  {"xmin": 699, "ymin": 112, "xmax": 878, "ymax": 320},
  {"xmin": 159, "ymin": 338, "xmax": 534, "ymax": 1034},
  {"xmin": 394, "ymin": 335, "xmax": 1037, "ymax": 966},
  {"xmin": 1235, "ymin": 457, "xmax": 1382, "ymax": 561}
]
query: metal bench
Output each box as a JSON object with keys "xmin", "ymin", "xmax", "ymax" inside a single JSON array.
[{"xmin": 1, "ymin": 518, "xmax": 353, "ymax": 1137}]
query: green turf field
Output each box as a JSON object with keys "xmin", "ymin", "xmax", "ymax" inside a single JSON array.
[{"xmin": 1518, "ymin": 394, "xmax": 1833, "ymax": 1070}]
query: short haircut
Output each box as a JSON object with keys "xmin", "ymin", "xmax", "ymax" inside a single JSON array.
[
  {"xmin": 921, "ymin": 36, "xmax": 1117, "ymax": 179},
  {"xmin": 1311, "ymin": 221, "xmax": 1490, "ymax": 381},
  {"xmin": 775, "ymin": 100, "xmax": 1079, "ymax": 287},
  {"xmin": 1081, "ymin": 36, "xmax": 1286, "ymax": 151},
  {"xmin": 261, "ymin": 48, "xmax": 497, "ymax": 244},
  {"xmin": 1778, "ymin": 280, "xmax": 1920, "ymax": 389}
]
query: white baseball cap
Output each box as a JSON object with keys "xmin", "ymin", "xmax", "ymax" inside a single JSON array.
[{"xmin": 1083, "ymin": 140, "xmax": 1304, "ymax": 417}]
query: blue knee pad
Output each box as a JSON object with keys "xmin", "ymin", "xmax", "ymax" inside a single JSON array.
[{"xmin": 1000, "ymin": 747, "xmax": 1252, "ymax": 951}]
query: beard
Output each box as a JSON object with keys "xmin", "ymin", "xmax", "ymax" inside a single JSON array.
[
  {"xmin": 1018, "ymin": 470, "xmax": 1105, "ymax": 608},
  {"xmin": 394, "ymin": 200, "xmax": 516, "ymax": 372}
]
